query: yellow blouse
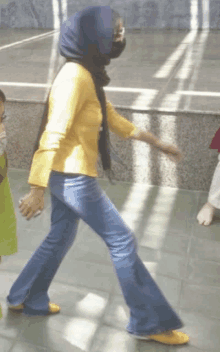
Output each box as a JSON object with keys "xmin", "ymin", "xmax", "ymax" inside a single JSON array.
[{"xmin": 28, "ymin": 62, "xmax": 139, "ymax": 188}]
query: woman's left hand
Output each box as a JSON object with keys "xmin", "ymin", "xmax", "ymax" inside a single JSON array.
[{"xmin": 19, "ymin": 188, "xmax": 45, "ymax": 220}]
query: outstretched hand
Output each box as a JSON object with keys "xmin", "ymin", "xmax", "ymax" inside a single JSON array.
[{"xmin": 159, "ymin": 143, "xmax": 183, "ymax": 163}]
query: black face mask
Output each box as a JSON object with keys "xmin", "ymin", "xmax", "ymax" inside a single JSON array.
[{"xmin": 108, "ymin": 38, "xmax": 126, "ymax": 59}]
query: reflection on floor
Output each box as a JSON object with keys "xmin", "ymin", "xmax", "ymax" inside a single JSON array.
[{"xmin": 0, "ymin": 168, "xmax": 220, "ymax": 352}]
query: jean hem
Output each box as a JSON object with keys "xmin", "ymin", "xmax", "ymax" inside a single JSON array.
[
  {"xmin": 7, "ymin": 298, "xmax": 49, "ymax": 317},
  {"xmin": 126, "ymin": 323, "xmax": 184, "ymax": 337},
  {"xmin": 6, "ymin": 296, "xmax": 24, "ymax": 307}
]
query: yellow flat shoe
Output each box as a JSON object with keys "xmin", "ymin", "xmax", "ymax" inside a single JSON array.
[
  {"xmin": 148, "ymin": 330, "xmax": 189, "ymax": 345},
  {"xmin": 48, "ymin": 302, "xmax": 60, "ymax": 314},
  {"xmin": 8, "ymin": 302, "xmax": 60, "ymax": 315}
]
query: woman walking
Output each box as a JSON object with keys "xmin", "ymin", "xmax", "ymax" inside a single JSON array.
[
  {"xmin": 0, "ymin": 89, "xmax": 17, "ymax": 319},
  {"xmin": 7, "ymin": 6, "xmax": 189, "ymax": 345}
]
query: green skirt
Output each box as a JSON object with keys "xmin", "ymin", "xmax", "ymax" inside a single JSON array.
[{"xmin": 0, "ymin": 154, "xmax": 17, "ymax": 318}]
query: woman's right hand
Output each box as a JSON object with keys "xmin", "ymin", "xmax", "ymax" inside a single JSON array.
[
  {"xmin": 19, "ymin": 188, "xmax": 45, "ymax": 220},
  {"xmin": 159, "ymin": 142, "xmax": 184, "ymax": 163}
]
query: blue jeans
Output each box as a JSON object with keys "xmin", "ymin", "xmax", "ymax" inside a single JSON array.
[{"xmin": 7, "ymin": 171, "xmax": 183, "ymax": 336}]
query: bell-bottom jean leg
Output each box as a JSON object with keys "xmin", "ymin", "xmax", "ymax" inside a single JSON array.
[
  {"xmin": 7, "ymin": 171, "xmax": 183, "ymax": 335},
  {"xmin": 49, "ymin": 172, "xmax": 183, "ymax": 336},
  {"xmin": 7, "ymin": 190, "xmax": 80, "ymax": 316}
]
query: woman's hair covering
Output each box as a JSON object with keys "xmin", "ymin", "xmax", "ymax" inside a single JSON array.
[
  {"xmin": 59, "ymin": 6, "xmax": 119, "ymax": 87},
  {"xmin": 33, "ymin": 6, "xmax": 125, "ymax": 184},
  {"xmin": 59, "ymin": 6, "xmax": 113, "ymax": 60}
]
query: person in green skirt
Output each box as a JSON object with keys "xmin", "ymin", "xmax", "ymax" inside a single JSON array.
[{"xmin": 0, "ymin": 89, "xmax": 17, "ymax": 318}]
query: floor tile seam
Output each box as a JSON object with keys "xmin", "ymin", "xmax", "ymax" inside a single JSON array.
[
  {"xmin": 77, "ymin": 289, "xmax": 117, "ymax": 351},
  {"xmin": 73, "ymin": 224, "xmax": 111, "ymax": 241},
  {"xmin": 176, "ymin": 258, "xmax": 220, "ymax": 287},
  {"xmin": 191, "ymin": 229, "xmax": 220, "ymax": 241},
  {"xmin": 0, "ymin": 269, "xmax": 27, "ymax": 275},
  {"xmin": 167, "ymin": 344, "xmax": 204, "ymax": 352},
  {"xmin": 89, "ymin": 322, "xmax": 128, "ymax": 352},
  {"xmin": 31, "ymin": 311, "xmax": 117, "ymax": 352},
  {"xmin": 184, "ymin": 234, "xmax": 193, "ymax": 278},
  {"xmin": 179, "ymin": 278, "xmax": 220, "ymax": 291},
  {"xmin": 138, "ymin": 227, "xmax": 193, "ymax": 237},
  {"xmin": 13, "ymin": 319, "xmax": 35, "ymax": 346},
  {"xmin": 138, "ymin": 229, "xmax": 192, "ymax": 239},
  {"xmin": 74, "ymin": 226, "xmax": 101, "ymax": 238},
  {"xmin": 0, "ymin": 267, "xmax": 33, "ymax": 276},
  {"xmin": 9, "ymin": 340, "xmax": 48, "ymax": 352},
  {"xmin": 49, "ymin": 278, "xmax": 112, "ymax": 295},
  {"xmin": 152, "ymin": 272, "xmax": 189, "ymax": 283},
  {"xmin": 0, "ymin": 247, "xmax": 113, "ymax": 267},
  {"xmin": 178, "ymin": 306, "xmax": 220, "ymax": 322},
  {"xmin": 0, "ymin": 257, "xmax": 113, "ymax": 275},
  {"xmin": 62, "ymin": 257, "xmax": 113, "ymax": 268},
  {"xmin": 6, "ymin": 338, "xmax": 17, "ymax": 352},
  {"xmin": 135, "ymin": 271, "xmax": 184, "ymax": 284},
  {"xmin": 73, "ymin": 252, "xmax": 112, "ymax": 267},
  {"xmin": 78, "ymin": 223, "xmax": 103, "ymax": 237},
  {"xmin": 20, "ymin": 227, "xmax": 49, "ymax": 235},
  {"xmin": 187, "ymin": 256, "xmax": 220, "ymax": 265},
  {"xmin": 52, "ymin": 278, "xmax": 115, "ymax": 296},
  {"xmin": 182, "ymin": 280, "xmax": 220, "ymax": 290},
  {"xmin": 139, "ymin": 247, "xmax": 191, "ymax": 258},
  {"xmin": 97, "ymin": 322, "xmax": 126, "ymax": 333},
  {"xmin": 69, "ymin": 242, "xmax": 112, "ymax": 261},
  {"xmin": 0, "ymin": 334, "xmax": 18, "ymax": 351},
  {"xmin": 139, "ymin": 245, "xmax": 190, "ymax": 264},
  {"xmin": 178, "ymin": 278, "xmax": 186, "ymax": 308},
  {"xmin": 183, "ymin": 192, "xmax": 201, "ymax": 280},
  {"xmin": 50, "ymin": 280, "xmax": 115, "ymax": 311},
  {"xmin": 56, "ymin": 301, "xmax": 111, "ymax": 318},
  {"xmin": 138, "ymin": 248, "xmax": 191, "ymax": 262},
  {"xmin": 194, "ymin": 189, "xmax": 203, "ymax": 219},
  {"xmin": 0, "ymin": 322, "xmax": 30, "ymax": 352},
  {"xmin": 118, "ymin": 210, "xmax": 198, "ymax": 240},
  {"xmin": 106, "ymin": 179, "xmax": 206, "ymax": 194},
  {"xmin": 177, "ymin": 307, "xmax": 220, "ymax": 323}
]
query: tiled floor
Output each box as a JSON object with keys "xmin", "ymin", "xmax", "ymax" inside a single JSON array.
[{"xmin": 0, "ymin": 168, "xmax": 220, "ymax": 352}]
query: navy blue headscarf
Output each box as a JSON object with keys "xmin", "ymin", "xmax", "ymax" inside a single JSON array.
[
  {"xmin": 33, "ymin": 6, "xmax": 126, "ymax": 183},
  {"xmin": 59, "ymin": 6, "xmax": 112, "ymax": 85}
]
